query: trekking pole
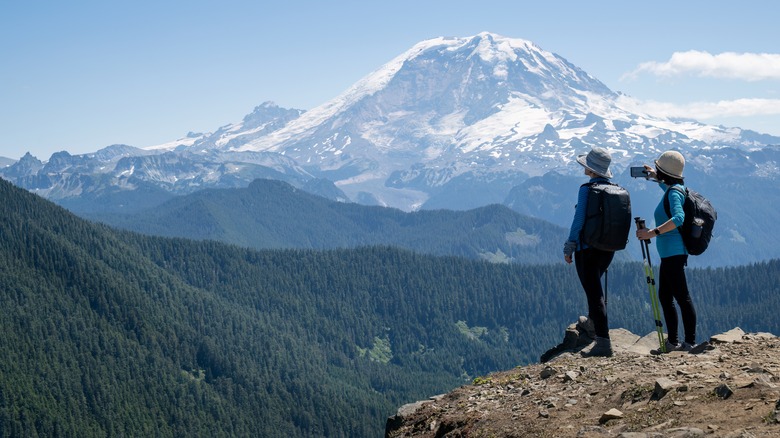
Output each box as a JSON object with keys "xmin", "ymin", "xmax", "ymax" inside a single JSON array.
[
  {"xmin": 603, "ymin": 269, "xmax": 608, "ymax": 308},
  {"xmin": 635, "ymin": 217, "xmax": 666, "ymax": 353}
]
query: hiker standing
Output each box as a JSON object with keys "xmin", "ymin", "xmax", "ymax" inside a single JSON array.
[
  {"xmin": 563, "ymin": 147, "xmax": 616, "ymax": 357},
  {"xmin": 635, "ymin": 151, "xmax": 698, "ymax": 352}
]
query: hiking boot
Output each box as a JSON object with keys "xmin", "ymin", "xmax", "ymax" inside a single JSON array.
[
  {"xmin": 580, "ymin": 336, "xmax": 613, "ymax": 358},
  {"xmin": 688, "ymin": 341, "xmax": 711, "ymax": 355},
  {"xmin": 577, "ymin": 316, "xmax": 596, "ymax": 340},
  {"xmin": 651, "ymin": 340, "xmax": 683, "ymax": 355}
]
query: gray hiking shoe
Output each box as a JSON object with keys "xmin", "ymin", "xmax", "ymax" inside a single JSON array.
[
  {"xmin": 680, "ymin": 342, "xmax": 696, "ymax": 352},
  {"xmin": 687, "ymin": 341, "xmax": 711, "ymax": 355},
  {"xmin": 651, "ymin": 340, "xmax": 683, "ymax": 355},
  {"xmin": 580, "ymin": 336, "xmax": 613, "ymax": 358}
]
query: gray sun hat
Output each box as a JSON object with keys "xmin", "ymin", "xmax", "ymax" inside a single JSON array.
[{"xmin": 576, "ymin": 147, "xmax": 613, "ymax": 178}]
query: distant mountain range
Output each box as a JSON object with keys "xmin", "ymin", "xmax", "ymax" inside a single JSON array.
[
  {"xmin": 2, "ymin": 32, "xmax": 779, "ymax": 266},
  {"xmin": 84, "ymin": 178, "xmax": 568, "ymax": 265}
]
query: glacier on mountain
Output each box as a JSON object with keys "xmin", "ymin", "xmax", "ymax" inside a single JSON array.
[{"xmin": 2, "ymin": 31, "xmax": 778, "ymax": 220}]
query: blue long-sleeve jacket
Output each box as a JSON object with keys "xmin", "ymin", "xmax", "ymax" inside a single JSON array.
[
  {"xmin": 566, "ymin": 176, "xmax": 610, "ymax": 251},
  {"xmin": 654, "ymin": 182, "xmax": 688, "ymax": 258}
]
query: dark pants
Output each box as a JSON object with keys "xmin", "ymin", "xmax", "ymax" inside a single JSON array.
[
  {"xmin": 659, "ymin": 254, "xmax": 697, "ymax": 345},
  {"xmin": 574, "ymin": 248, "xmax": 614, "ymax": 339}
]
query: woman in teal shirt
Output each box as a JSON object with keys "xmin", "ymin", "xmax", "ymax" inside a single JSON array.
[{"xmin": 636, "ymin": 151, "xmax": 697, "ymax": 352}]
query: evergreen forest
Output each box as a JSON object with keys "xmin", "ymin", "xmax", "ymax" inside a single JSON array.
[
  {"xmin": 83, "ymin": 178, "xmax": 568, "ymax": 265},
  {"xmin": 1, "ymin": 178, "xmax": 779, "ymax": 437}
]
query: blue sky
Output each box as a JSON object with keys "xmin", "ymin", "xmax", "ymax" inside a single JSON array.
[{"xmin": 2, "ymin": 0, "xmax": 779, "ymax": 160}]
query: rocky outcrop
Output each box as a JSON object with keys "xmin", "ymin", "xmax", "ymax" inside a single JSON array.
[{"xmin": 386, "ymin": 325, "xmax": 780, "ymax": 437}]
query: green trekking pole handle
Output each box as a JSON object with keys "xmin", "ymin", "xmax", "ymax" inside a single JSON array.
[{"xmin": 635, "ymin": 217, "xmax": 666, "ymax": 353}]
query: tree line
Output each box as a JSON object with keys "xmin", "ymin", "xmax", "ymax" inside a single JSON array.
[{"xmin": 1, "ymin": 178, "xmax": 778, "ymax": 437}]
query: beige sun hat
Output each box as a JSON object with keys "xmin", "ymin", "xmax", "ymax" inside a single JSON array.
[
  {"xmin": 576, "ymin": 147, "xmax": 613, "ymax": 178},
  {"xmin": 655, "ymin": 150, "xmax": 685, "ymax": 179}
]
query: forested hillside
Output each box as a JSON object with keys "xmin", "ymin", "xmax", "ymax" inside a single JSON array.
[
  {"xmin": 83, "ymin": 178, "xmax": 567, "ymax": 264},
  {"xmin": 1, "ymin": 178, "xmax": 778, "ymax": 437}
]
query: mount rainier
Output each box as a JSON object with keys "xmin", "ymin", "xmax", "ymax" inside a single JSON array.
[
  {"xmin": 168, "ymin": 32, "xmax": 778, "ymax": 210},
  {"xmin": 2, "ymin": 32, "xmax": 779, "ymax": 265},
  {"xmin": 206, "ymin": 32, "xmax": 778, "ymax": 209}
]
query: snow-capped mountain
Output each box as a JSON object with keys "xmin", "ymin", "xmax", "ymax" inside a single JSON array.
[
  {"xmin": 217, "ymin": 32, "xmax": 775, "ymax": 209},
  {"xmin": 2, "ymin": 32, "xmax": 780, "ymax": 266},
  {"xmin": 7, "ymin": 32, "xmax": 777, "ymax": 210},
  {"xmin": 148, "ymin": 102, "xmax": 305, "ymax": 153}
]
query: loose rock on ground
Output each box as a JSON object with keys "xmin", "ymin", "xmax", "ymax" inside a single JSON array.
[{"xmin": 386, "ymin": 326, "xmax": 780, "ymax": 437}]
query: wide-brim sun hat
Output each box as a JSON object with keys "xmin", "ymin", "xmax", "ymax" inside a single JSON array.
[
  {"xmin": 655, "ymin": 150, "xmax": 685, "ymax": 179},
  {"xmin": 576, "ymin": 147, "xmax": 613, "ymax": 178}
]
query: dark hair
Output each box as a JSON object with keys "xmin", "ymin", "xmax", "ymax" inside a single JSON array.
[{"xmin": 656, "ymin": 168, "xmax": 684, "ymax": 185}]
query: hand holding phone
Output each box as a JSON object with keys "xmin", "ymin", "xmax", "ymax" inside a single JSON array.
[{"xmin": 630, "ymin": 166, "xmax": 648, "ymax": 178}]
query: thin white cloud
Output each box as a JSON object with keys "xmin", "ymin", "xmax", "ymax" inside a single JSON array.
[
  {"xmin": 623, "ymin": 51, "xmax": 780, "ymax": 81},
  {"xmin": 617, "ymin": 96, "xmax": 780, "ymax": 120}
]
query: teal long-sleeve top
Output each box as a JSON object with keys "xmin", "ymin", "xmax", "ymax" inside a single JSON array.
[
  {"xmin": 567, "ymin": 176, "xmax": 610, "ymax": 251},
  {"xmin": 654, "ymin": 182, "xmax": 688, "ymax": 258}
]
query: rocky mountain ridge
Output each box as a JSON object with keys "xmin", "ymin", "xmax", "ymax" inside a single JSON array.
[
  {"xmin": 224, "ymin": 33, "xmax": 778, "ymax": 210},
  {"xmin": 3, "ymin": 33, "xmax": 778, "ymax": 211},
  {"xmin": 386, "ymin": 326, "xmax": 780, "ymax": 437},
  {"xmin": 3, "ymin": 32, "xmax": 780, "ymax": 266}
]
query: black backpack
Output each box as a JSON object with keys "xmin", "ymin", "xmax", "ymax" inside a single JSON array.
[
  {"xmin": 580, "ymin": 182, "xmax": 632, "ymax": 251},
  {"xmin": 663, "ymin": 186, "xmax": 717, "ymax": 256}
]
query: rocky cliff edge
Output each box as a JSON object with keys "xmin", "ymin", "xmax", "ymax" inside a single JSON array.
[{"xmin": 386, "ymin": 323, "xmax": 780, "ymax": 437}]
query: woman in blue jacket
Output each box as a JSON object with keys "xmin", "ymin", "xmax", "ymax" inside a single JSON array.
[
  {"xmin": 635, "ymin": 150, "xmax": 697, "ymax": 352},
  {"xmin": 564, "ymin": 147, "xmax": 615, "ymax": 357}
]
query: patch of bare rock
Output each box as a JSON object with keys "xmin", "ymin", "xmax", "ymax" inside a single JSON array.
[{"xmin": 386, "ymin": 325, "xmax": 780, "ymax": 437}]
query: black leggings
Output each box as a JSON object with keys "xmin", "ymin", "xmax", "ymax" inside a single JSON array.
[
  {"xmin": 659, "ymin": 254, "xmax": 697, "ymax": 345},
  {"xmin": 574, "ymin": 248, "xmax": 614, "ymax": 339}
]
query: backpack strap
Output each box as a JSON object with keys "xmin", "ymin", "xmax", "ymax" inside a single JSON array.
[
  {"xmin": 663, "ymin": 185, "xmax": 686, "ymax": 223},
  {"xmin": 581, "ymin": 181, "xmax": 615, "ymax": 189}
]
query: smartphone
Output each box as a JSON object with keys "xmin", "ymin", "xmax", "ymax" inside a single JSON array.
[{"xmin": 630, "ymin": 166, "xmax": 647, "ymax": 178}]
